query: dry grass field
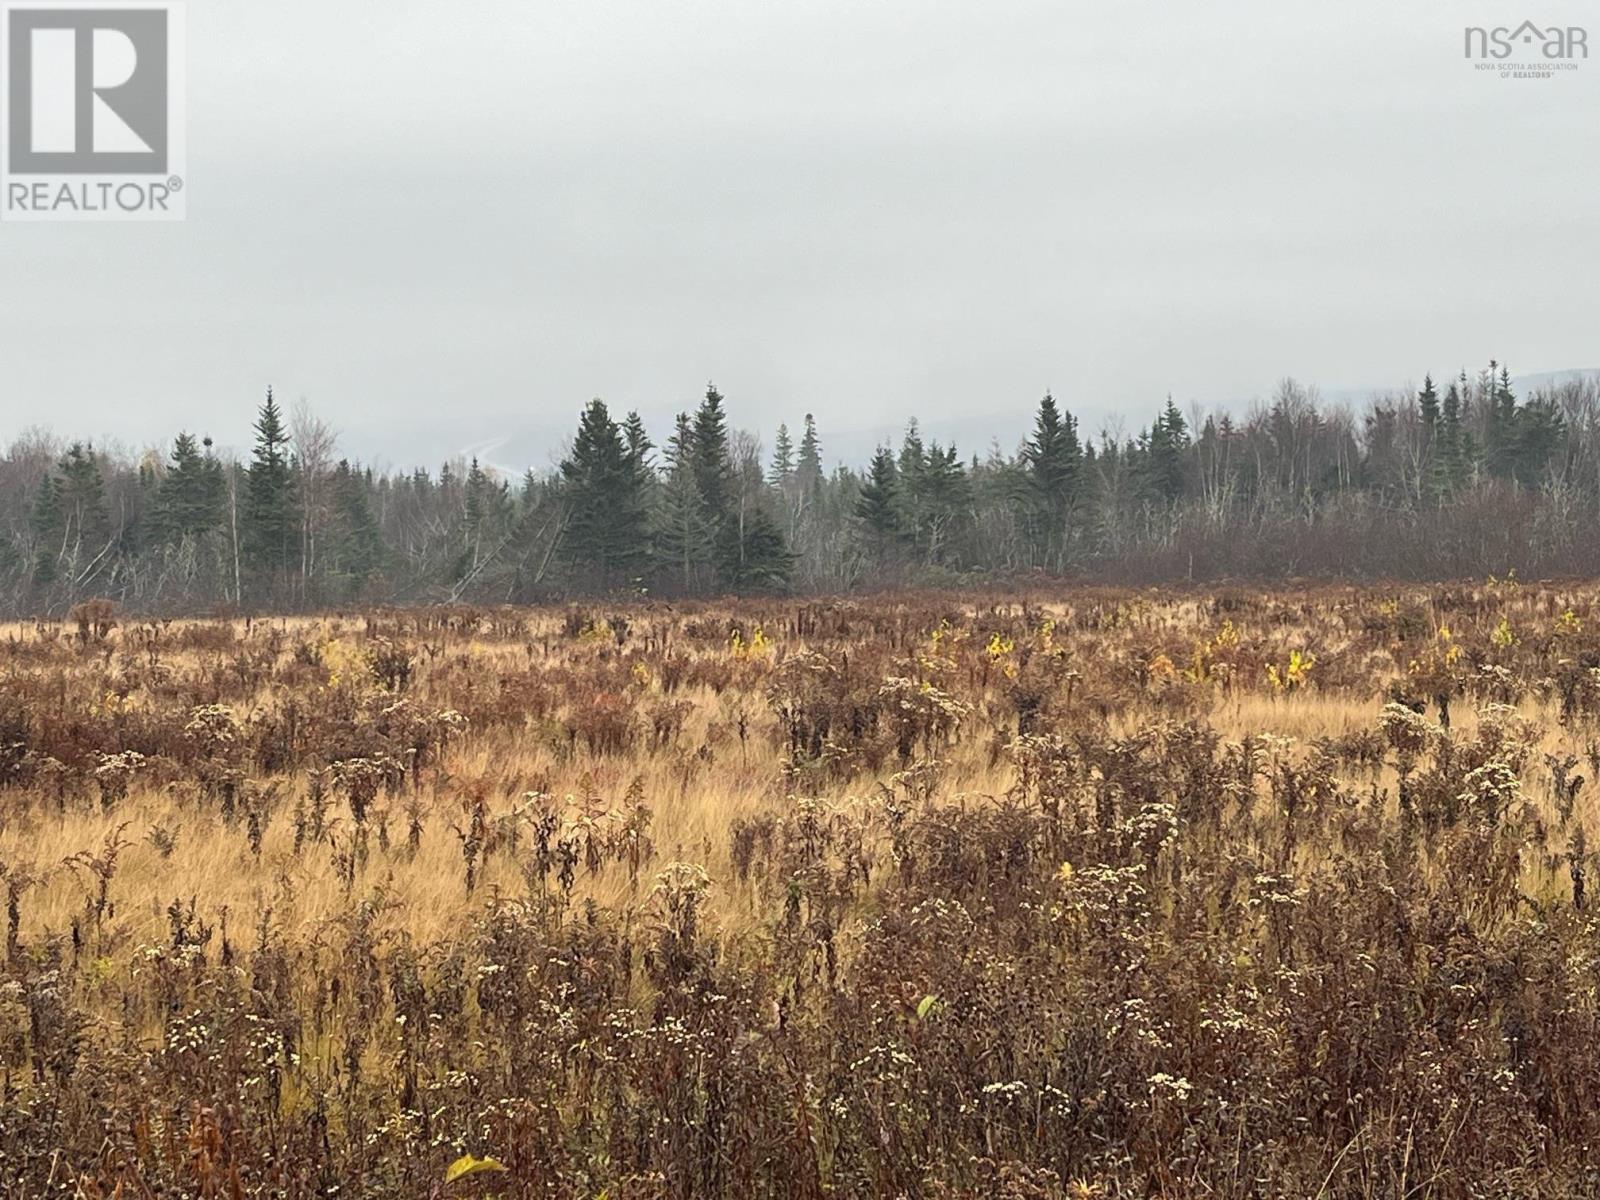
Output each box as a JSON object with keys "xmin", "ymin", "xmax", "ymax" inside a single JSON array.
[{"xmin": 4, "ymin": 583, "xmax": 1600, "ymax": 1197}]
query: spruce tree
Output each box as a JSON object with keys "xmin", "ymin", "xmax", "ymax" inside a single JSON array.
[
  {"xmin": 622, "ymin": 412, "xmax": 654, "ymax": 474},
  {"xmin": 31, "ymin": 444, "xmax": 110, "ymax": 590},
  {"xmin": 1418, "ymin": 375, "xmax": 1440, "ymax": 431},
  {"xmin": 621, "ymin": 411, "xmax": 658, "ymax": 506},
  {"xmin": 1516, "ymin": 394, "xmax": 1564, "ymax": 488},
  {"xmin": 770, "ymin": 423, "xmax": 795, "ymax": 487},
  {"xmin": 896, "ymin": 420, "xmax": 928, "ymax": 555},
  {"xmin": 796, "ymin": 413, "xmax": 824, "ymax": 496},
  {"xmin": 1482, "ymin": 361, "xmax": 1519, "ymax": 480},
  {"xmin": 558, "ymin": 399, "xmax": 649, "ymax": 590},
  {"xmin": 1432, "ymin": 384, "xmax": 1466, "ymax": 498},
  {"xmin": 921, "ymin": 441, "xmax": 970, "ymax": 565},
  {"xmin": 156, "ymin": 432, "xmax": 224, "ymax": 543},
  {"xmin": 242, "ymin": 389, "xmax": 298, "ymax": 586},
  {"xmin": 691, "ymin": 384, "xmax": 734, "ymax": 529},
  {"xmin": 718, "ymin": 503, "xmax": 795, "ymax": 591},
  {"xmin": 56, "ymin": 444, "xmax": 109, "ymax": 546},
  {"xmin": 459, "ymin": 457, "xmax": 492, "ymax": 579},
  {"xmin": 330, "ymin": 460, "xmax": 384, "ymax": 596},
  {"xmin": 654, "ymin": 412, "xmax": 710, "ymax": 593},
  {"xmin": 30, "ymin": 474, "xmax": 61, "ymax": 585},
  {"xmin": 1024, "ymin": 392, "xmax": 1083, "ymax": 567},
  {"xmin": 684, "ymin": 383, "xmax": 792, "ymax": 589},
  {"xmin": 1146, "ymin": 398, "xmax": 1189, "ymax": 503},
  {"xmin": 1416, "ymin": 374, "xmax": 1440, "ymax": 499},
  {"xmin": 855, "ymin": 446, "xmax": 904, "ymax": 564}
]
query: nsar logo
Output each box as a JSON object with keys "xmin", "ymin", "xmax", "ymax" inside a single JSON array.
[
  {"xmin": 2, "ymin": 1, "xmax": 185, "ymax": 221},
  {"xmin": 1464, "ymin": 20, "xmax": 1587, "ymax": 59}
]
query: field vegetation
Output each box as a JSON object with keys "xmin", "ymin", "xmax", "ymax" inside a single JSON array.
[{"xmin": 3, "ymin": 583, "xmax": 1600, "ymax": 1196}]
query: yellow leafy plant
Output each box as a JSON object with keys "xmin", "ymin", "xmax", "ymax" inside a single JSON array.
[
  {"xmin": 1266, "ymin": 649, "xmax": 1314, "ymax": 692},
  {"xmin": 729, "ymin": 626, "xmax": 772, "ymax": 660},
  {"xmin": 444, "ymin": 1154, "xmax": 508, "ymax": 1185}
]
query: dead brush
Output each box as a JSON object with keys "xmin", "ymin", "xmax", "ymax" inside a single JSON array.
[
  {"xmin": 6, "ymin": 586, "xmax": 1600, "ymax": 1198},
  {"xmin": 61, "ymin": 822, "xmax": 130, "ymax": 935}
]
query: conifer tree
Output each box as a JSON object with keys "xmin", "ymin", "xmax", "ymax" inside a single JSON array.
[
  {"xmin": 855, "ymin": 446, "xmax": 904, "ymax": 564},
  {"xmin": 921, "ymin": 441, "xmax": 970, "ymax": 565},
  {"xmin": 684, "ymin": 384, "xmax": 793, "ymax": 588},
  {"xmin": 242, "ymin": 389, "xmax": 298, "ymax": 586},
  {"xmin": 1024, "ymin": 392, "xmax": 1083, "ymax": 566},
  {"xmin": 1516, "ymin": 393, "xmax": 1564, "ymax": 488},
  {"xmin": 1432, "ymin": 383, "xmax": 1466, "ymax": 498},
  {"xmin": 897, "ymin": 419, "xmax": 929, "ymax": 553},
  {"xmin": 330, "ymin": 460, "xmax": 384, "ymax": 596},
  {"xmin": 459, "ymin": 457, "xmax": 494, "ymax": 579},
  {"xmin": 691, "ymin": 384, "xmax": 734, "ymax": 533},
  {"xmin": 31, "ymin": 444, "xmax": 110, "ymax": 589},
  {"xmin": 654, "ymin": 412, "xmax": 710, "ymax": 593},
  {"xmin": 1416, "ymin": 375, "xmax": 1440, "ymax": 498},
  {"xmin": 156, "ymin": 432, "xmax": 224, "ymax": 543},
  {"xmin": 1418, "ymin": 375, "xmax": 1440, "ymax": 431},
  {"xmin": 56, "ymin": 443, "xmax": 109, "ymax": 546},
  {"xmin": 1146, "ymin": 398, "xmax": 1190, "ymax": 503},
  {"xmin": 770, "ymin": 423, "xmax": 795, "ymax": 487},
  {"xmin": 718, "ymin": 503, "xmax": 795, "ymax": 591},
  {"xmin": 558, "ymin": 399, "xmax": 649, "ymax": 590},
  {"xmin": 1482, "ymin": 361, "xmax": 1519, "ymax": 480},
  {"xmin": 29, "ymin": 474, "xmax": 61, "ymax": 585},
  {"xmin": 796, "ymin": 413, "xmax": 824, "ymax": 496},
  {"xmin": 622, "ymin": 412, "xmax": 654, "ymax": 476}
]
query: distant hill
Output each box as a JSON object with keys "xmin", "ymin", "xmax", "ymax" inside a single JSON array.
[{"xmin": 1513, "ymin": 367, "xmax": 1600, "ymax": 393}]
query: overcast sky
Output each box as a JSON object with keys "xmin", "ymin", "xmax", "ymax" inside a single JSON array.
[{"xmin": 2, "ymin": 0, "xmax": 1597, "ymax": 471}]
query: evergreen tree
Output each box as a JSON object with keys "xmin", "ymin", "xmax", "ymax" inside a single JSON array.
[
  {"xmin": 459, "ymin": 457, "xmax": 493, "ymax": 579},
  {"xmin": 242, "ymin": 389, "xmax": 298, "ymax": 585},
  {"xmin": 682, "ymin": 384, "xmax": 792, "ymax": 588},
  {"xmin": 1431, "ymin": 383, "xmax": 1467, "ymax": 498},
  {"xmin": 920, "ymin": 441, "xmax": 971, "ymax": 565},
  {"xmin": 56, "ymin": 443, "xmax": 109, "ymax": 545},
  {"xmin": 1023, "ymin": 392, "xmax": 1083, "ymax": 567},
  {"xmin": 31, "ymin": 443, "xmax": 110, "ymax": 589},
  {"xmin": 796, "ymin": 413, "xmax": 824, "ymax": 496},
  {"xmin": 155, "ymin": 432, "xmax": 224, "ymax": 543},
  {"xmin": 770, "ymin": 423, "xmax": 795, "ymax": 487},
  {"xmin": 1482, "ymin": 361, "xmax": 1519, "ymax": 480},
  {"xmin": 622, "ymin": 412, "xmax": 654, "ymax": 477},
  {"xmin": 690, "ymin": 383, "xmax": 734, "ymax": 539},
  {"xmin": 1146, "ymin": 398, "xmax": 1190, "ymax": 503},
  {"xmin": 1516, "ymin": 394, "xmax": 1564, "ymax": 488},
  {"xmin": 30, "ymin": 473, "xmax": 61, "ymax": 584},
  {"xmin": 1418, "ymin": 375, "xmax": 1440, "ymax": 430},
  {"xmin": 855, "ymin": 446, "xmax": 904, "ymax": 564},
  {"xmin": 1362, "ymin": 405, "xmax": 1402, "ymax": 501},
  {"xmin": 1416, "ymin": 375, "xmax": 1440, "ymax": 498},
  {"xmin": 330, "ymin": 459, "xmax": 384, "ymax": 596},
  {"xmin": 717, "ymin": 502, "xmax": 795, "ymax": 591},
  {"xmin": 897, "ymin": 419, "xmax": 929, "ymax": 553},
  {"xmin": 557, "ymin": 399, "xmax": 649, "ymax": 590},
  {"xmin": 654, "ymin": 412, "xmax": 710, "ymax": 593},
  {"xmin": 621, "ymin": 411, "xmax": 659, "ymax": 550}
]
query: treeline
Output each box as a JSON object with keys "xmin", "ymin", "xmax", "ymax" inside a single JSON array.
[{"xmin": 5, "ymin": 361, "xmax": 1600, "ymax": 615}]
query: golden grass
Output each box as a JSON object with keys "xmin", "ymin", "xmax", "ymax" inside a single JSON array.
[{"xmin": 5, "ymin": 583, "xmax": 1600, "ymax": 1196}]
